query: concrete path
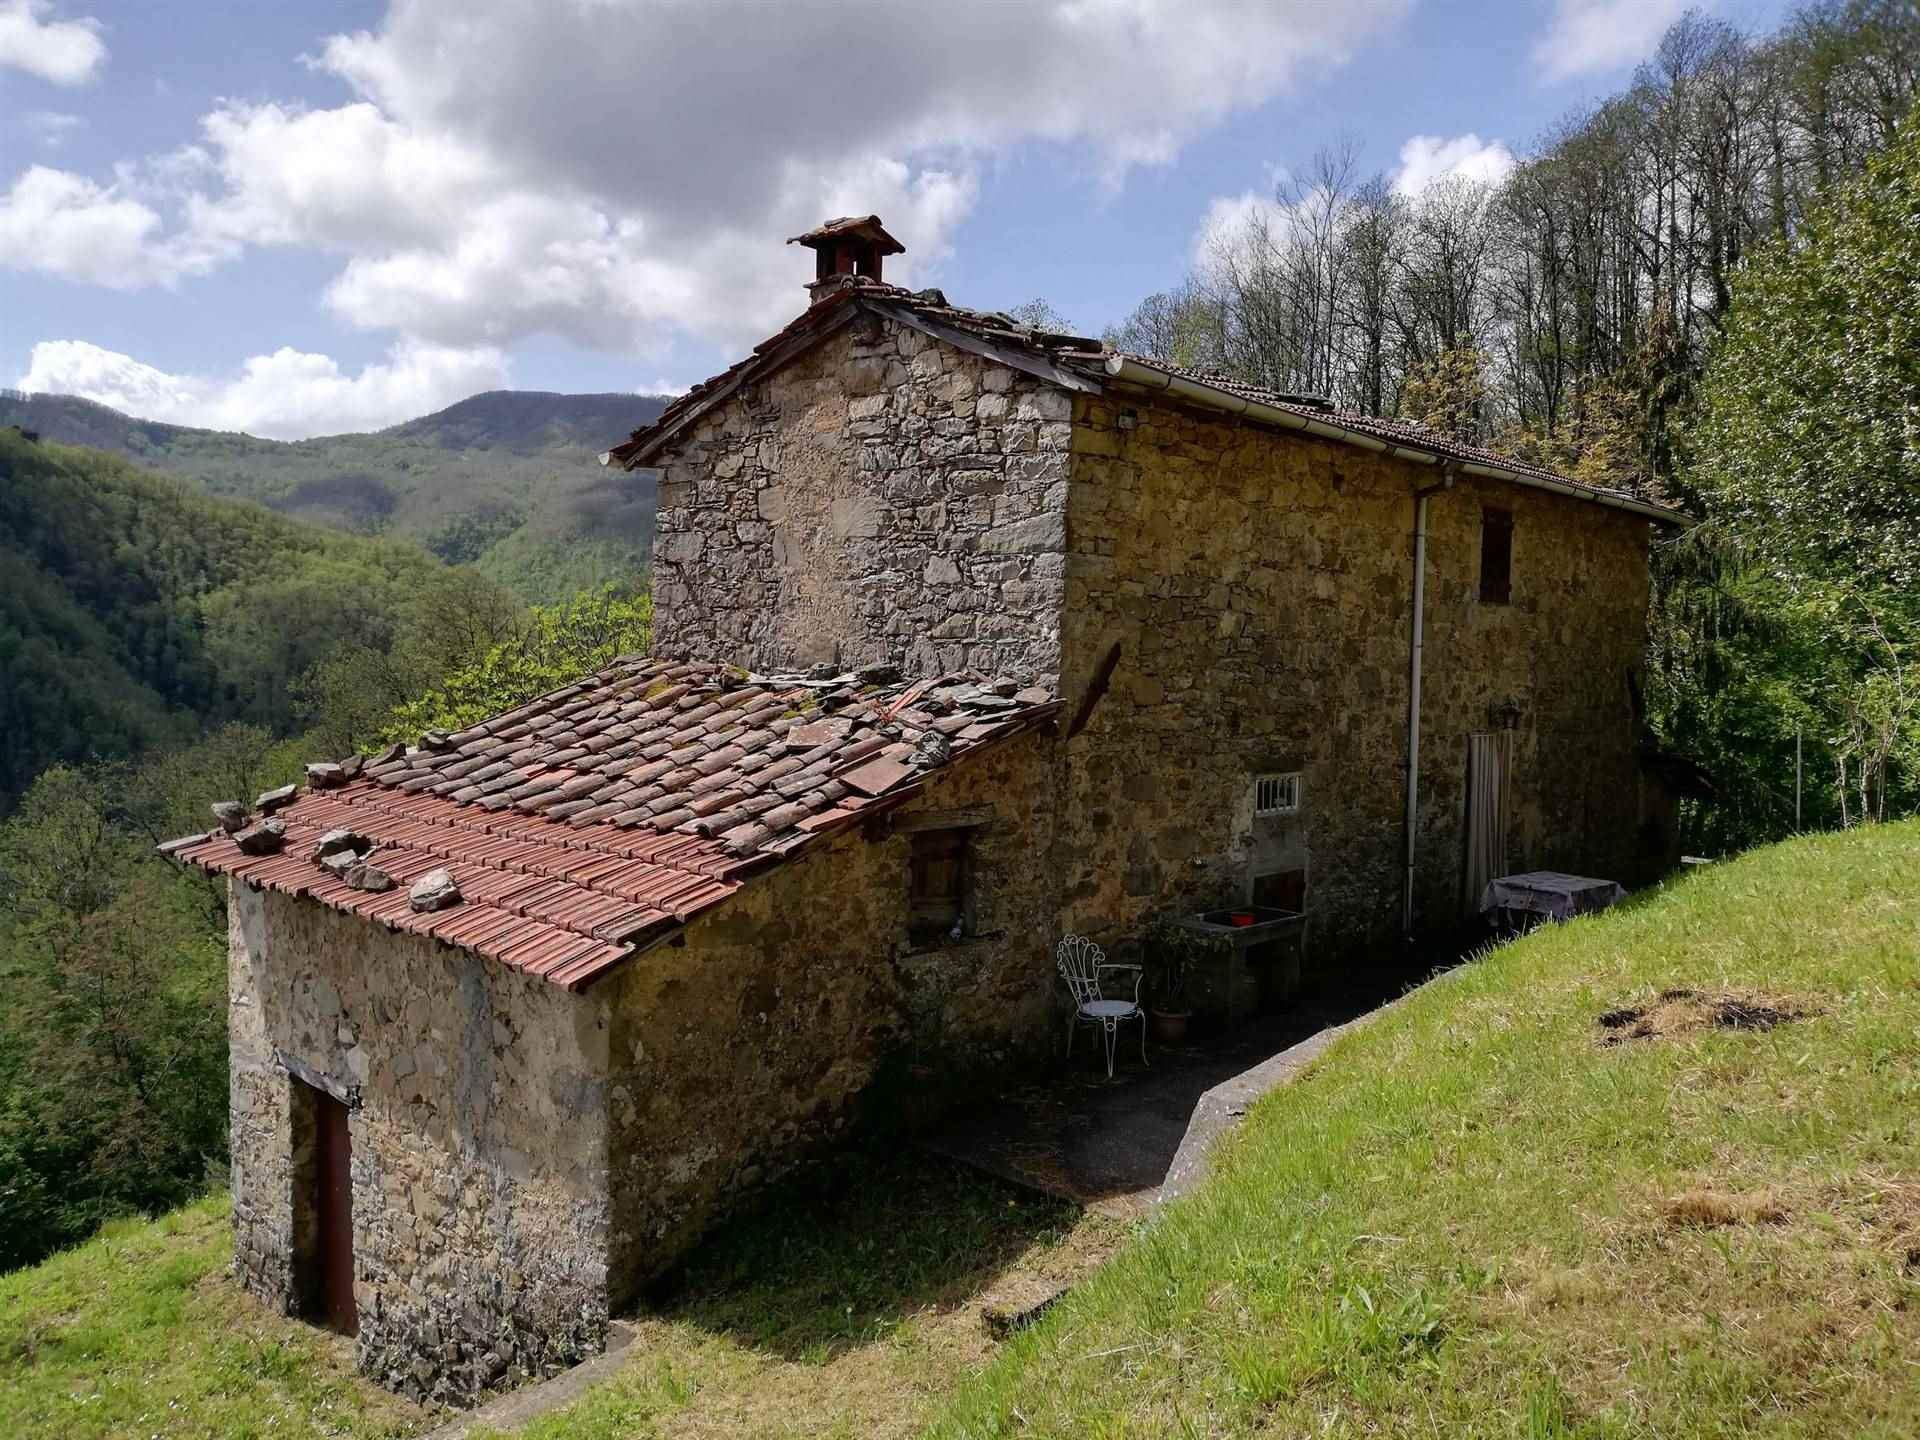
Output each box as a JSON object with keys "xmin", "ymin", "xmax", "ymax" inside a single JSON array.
[{"xmin": 928, "ymin": 977, "xmax": 1438, "ymax": 1214}]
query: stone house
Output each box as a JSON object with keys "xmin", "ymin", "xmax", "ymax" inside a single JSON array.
[{"xmin": 167, "ymin": 215, "xmax": 1686, "ymax": 1403}]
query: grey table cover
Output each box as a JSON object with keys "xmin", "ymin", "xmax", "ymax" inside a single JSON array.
[{"xmin": 1478, "ymin": 870, "xmax": 1626, "ymax": 923}]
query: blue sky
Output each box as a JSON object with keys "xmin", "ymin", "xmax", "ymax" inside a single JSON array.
[{"xmin": 0, "ymin": 0, "xmax": 1793, "ymax": 438}]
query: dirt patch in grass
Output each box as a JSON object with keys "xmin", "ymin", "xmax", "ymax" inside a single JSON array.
[
  {"xmin": 1659, "ymin": 1187, "xmax": 1790, "ymax": 1228},
  {"xmin": 1596, "ymin": 987, "xmax": 1816, "ymax": 1045}
]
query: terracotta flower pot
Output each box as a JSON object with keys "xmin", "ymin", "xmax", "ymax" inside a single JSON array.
[{"xmin": 1149, "ymin": 1008, "xmax": 1191, "ymax": 1044}]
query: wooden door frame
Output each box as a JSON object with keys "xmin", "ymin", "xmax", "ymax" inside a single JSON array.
[{"xmin": 290, "ymin": 1072, "xmax": 358, "ymax": 1336}]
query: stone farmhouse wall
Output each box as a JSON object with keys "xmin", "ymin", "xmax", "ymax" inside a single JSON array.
[
  {"xmin": 228, "ymin": 885, "xmax": 612, "ymax": 1404},
  {"xmin": 648, "ymin": 325, "xmax": 1658, "ymax": 968},
  {"xmin": 650, "ymin": 316, "xmax": 1072, "ymax": 684},
  {"xmin": 227, "ymin": 730, "xmax": 1060, "ymax": 1396},
  {"xmin": 600, "ymin": 729, "xmax": 1059, "ymax": 1299},
  {"xmin": 1054, "ymin": 390, "xmax": 1655, "ymax": 965}
]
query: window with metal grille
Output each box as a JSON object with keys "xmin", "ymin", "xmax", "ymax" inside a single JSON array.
[
  {"xmin": 1254, "ymin": 772, "xmax": 1301, "ymax": 817},
  {"xmin": 1480, "ymin": 506, "xmax": 1513, "ymax": 605}
]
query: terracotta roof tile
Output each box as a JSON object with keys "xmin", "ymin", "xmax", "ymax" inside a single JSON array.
[{"xmin": 166, "ymin": 657, "xmax": 1056, "ymax": 991}]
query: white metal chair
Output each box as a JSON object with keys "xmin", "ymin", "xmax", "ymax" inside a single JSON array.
[{"xmin": 1056, "ymin": 934, "xmax": 1148, "ymax": 1079}]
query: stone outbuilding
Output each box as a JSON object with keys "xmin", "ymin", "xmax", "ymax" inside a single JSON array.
[{"xmin": 168, "ymin": 214, "xmax": 1689, "ymax": 1402}]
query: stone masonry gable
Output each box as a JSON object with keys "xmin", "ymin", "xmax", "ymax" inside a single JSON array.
[{"xmin": 645, "ymin": 313, "xmax": 1077, "ymax": 681}]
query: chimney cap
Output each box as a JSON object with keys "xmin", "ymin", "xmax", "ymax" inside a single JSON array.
[{"xmin": 787, "ymin": 215, "xmax": 905, "ymax": 256}]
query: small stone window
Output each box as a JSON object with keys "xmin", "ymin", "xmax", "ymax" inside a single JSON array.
[
  {"xmin": 1480, "ymin": 506, "xmax": 1513, "ymax": 605},
  {"xmin": 1254, "ymin": 772, "xmax": 1301, "ymax": 817},
  {"xmin": 909, "ymin": 828, "xmax": 972, "ymax": 943}
]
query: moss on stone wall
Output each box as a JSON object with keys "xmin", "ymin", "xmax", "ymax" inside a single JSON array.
[{"xmin": 1055, "ymin": 392, "xmax": 1656, "ymax": 964}]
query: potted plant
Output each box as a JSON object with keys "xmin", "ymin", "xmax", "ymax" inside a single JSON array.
[{"xmin": 1144, "ymin": 918, "xmax": 1198, "ymax": 1045}]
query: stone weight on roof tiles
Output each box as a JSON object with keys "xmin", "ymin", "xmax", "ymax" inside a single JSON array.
[
  {"xmin": 306, "ymin": 761, "xmax": 346, "ymax": 790},
  {"xmin": 317, "ymin": 849, "xmax": 358, "ymax": 878},
  {"xmin": 346, "ymin": 857, "xmax": 395, "ymax": 893},
  {"xmin": 255, "ymin": 784, "xmax": 297, "ymax": 814},
  {"xmin": 235, "ymin": 818, "xmax": 287, "ymax": 856},
  {"xmin": 311, "ymin": 828, "xmax": 372, "ymax": 864},
  {"xmin": 162, "ymin": 657, "xmax": 1060, "ymax": 991},
  {"xmin": 409, "ymin": 868, "xmax": 463, "ymax": 913},
  {"xmin": 211, "ymin": 800, "xmax": 248, "ymax": 833}
]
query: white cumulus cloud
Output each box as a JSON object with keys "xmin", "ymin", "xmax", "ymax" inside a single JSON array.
[
  {"xmin": 2, "ymin": 0, "xmax": 1413, "ymax": 359},
  {"xmin": 1191, "ymin": 185, "xmax": 1293, "ymax": 271},
  {"xmin": 0, "ymin": 165, "xmax": 223, "ymax": 287},
  {"xmin": 0, "ymin": 0, "xmax": 103, "ymax": 85},
  {"xmin": 17, "ymin": 338, "xmax": 510, "ymax": 440},
  {"xmin": 1391, "ymin": 134, "xmax": 1516, "ymax": 196},
  {"xmin": 1532, "ymin": 0, "xmax": 1700, "ymax": 83},
  {"xmin": 1193, "ymin": 131, "xmax": 1516, "ymax": 276}
]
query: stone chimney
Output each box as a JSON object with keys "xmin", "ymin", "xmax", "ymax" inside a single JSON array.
[{"xmin": 788, "ymin": 215, "xmax": 904, "ymax": 303}]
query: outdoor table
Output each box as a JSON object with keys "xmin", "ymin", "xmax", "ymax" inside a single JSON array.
[{"xmin": 1478, "ymin": 871, "xmax": 1626, "ymax": 932}]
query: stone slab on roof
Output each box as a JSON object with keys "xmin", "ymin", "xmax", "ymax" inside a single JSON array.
[{"xmin": 168, "ymin": 657, "xmax": 1058, "ymax": 991}]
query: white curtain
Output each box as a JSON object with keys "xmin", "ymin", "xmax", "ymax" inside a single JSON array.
[{"xmin": 1464, "ymin": 730, "xmax": 1512, "ymax": 913}]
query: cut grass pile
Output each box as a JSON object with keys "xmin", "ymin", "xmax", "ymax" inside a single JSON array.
[
  {"xmin": 927, "ymin": 821, "xmax": 1920, "ymax": 1437},
  {"xmin": 0, "ymin": 1194, "xmax": 428, "ymax": 1440}
]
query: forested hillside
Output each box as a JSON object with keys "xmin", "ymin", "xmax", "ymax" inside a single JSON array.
[
  {"xmin": 0, "ymin": 388, "xmax": 669, "ymax": 602},
  {"xmin": 0, "ymin": 429, "xmax": 511, "ymax": 805},
  {"xmin": 0, "ymin": 426, "xmax": 652, "ymax": 1264}
]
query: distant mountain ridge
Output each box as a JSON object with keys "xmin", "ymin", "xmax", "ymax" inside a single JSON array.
[
  {"xmin": 0, "ymin": 387, "xmax": 671, "ymax": 603},
  {"xmin": 379, "ymin": 390, "xmax": 662, "ymax": 453}
]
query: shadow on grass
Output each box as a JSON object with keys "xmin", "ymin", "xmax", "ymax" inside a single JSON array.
[{"xmin": 646, "ymin": 1147, "xmax": 1081, "ymax": 1363}]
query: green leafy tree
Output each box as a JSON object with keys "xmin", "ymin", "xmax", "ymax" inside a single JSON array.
[
  {"xmin": 1691, "ymin": 109, "xmax": 1920, "ymax": 589},
  {"xmin": 0, "ymin": 765, "xmax": 227, "ymax": 1268},
  {"xmin": 1653, "ymin": 103, "xmax": 1920, "ymax": 848},
  {"xmin": 385, "ymin": 586, "xmax": 653, "ymax": 742},
  {"xmin": 1399, "ymin": 343, "xmax": 1492, "ymax": 442}
]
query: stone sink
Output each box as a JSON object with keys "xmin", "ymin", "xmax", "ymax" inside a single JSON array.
[{"xmin": 1173, "ymin": 905, "xmax": 1310, "ymax": 1026}]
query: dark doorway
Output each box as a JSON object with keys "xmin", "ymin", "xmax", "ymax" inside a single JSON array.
[{"xmin": 296, "ymin": 1079, "xmax": 358, "ymax": 1336}]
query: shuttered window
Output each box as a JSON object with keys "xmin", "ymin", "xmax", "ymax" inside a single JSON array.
[
  {"xmin": 1480, "ymin": 506, "xmax": 1513, "ymax": 605},
  {"xmin": 909, "ymin": 829, "xmax": 970, "ymax": 941}
]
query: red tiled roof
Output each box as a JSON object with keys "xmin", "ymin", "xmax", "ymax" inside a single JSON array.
[
  {"xmin": 168, "ymin": 657, "xmax": 1057, "ymax": 991},
  {"xmin": 604, "ymin": 276, "xmax": 1687, "ymax": 523}
]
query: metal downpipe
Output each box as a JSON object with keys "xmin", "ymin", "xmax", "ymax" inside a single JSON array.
[{"xmin": 1404, "ymin": 470, "xmax": 1454, "ymax": 939}]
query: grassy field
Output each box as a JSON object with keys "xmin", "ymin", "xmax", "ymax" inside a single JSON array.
[
  {"xmin": 926, "ymin": 822, "xmax": 1920, "ymax": 1437},
  {"xmin": 7, "ymin": 823, "xmax": 1915, "ymax": 1439},
  {"xmin": 471, "ymin": 1153, "xmax": 1124, "ymax": 1439},
  {"xmin": 0, "ymin": 1194, "xmax": 428, "ymax": 1440},
  {"xmin": 0, "ymin": 1155, "xmax": 1120, "ymax": 1440}
]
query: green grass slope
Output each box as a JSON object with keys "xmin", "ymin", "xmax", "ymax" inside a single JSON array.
[
  {"xmin": 928, "ymin": 823, "xmax": 1920, "ymax": 1438},
  {"xmin": 8, "ymin": 827, "xmax": 1911, "ymax": 1440},
  {"xmin": 0, "ymin": 1195, "xmax": 426, "ymax": 1440}
]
